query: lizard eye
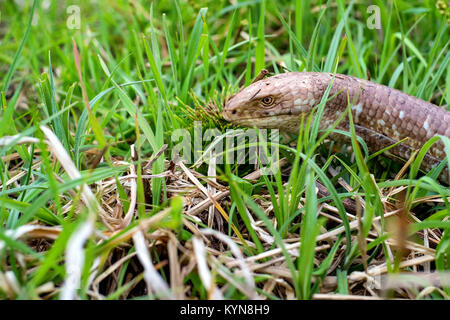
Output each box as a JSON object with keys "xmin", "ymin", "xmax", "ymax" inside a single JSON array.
[{"xmin": 261, "ymin": 96, "xmax": 275, "ymax": 107}]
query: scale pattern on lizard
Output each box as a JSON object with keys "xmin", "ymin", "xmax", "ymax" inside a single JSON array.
[{"xmin": 223, "ymin": 72, "xmax": 450, "ymax": 183}]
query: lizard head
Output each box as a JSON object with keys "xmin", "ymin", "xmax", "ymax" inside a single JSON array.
[{"xmin": 222, "ymin": 72, "xmax": 318, "ymax": 132}]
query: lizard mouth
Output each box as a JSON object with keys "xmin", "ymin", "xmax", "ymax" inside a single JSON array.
[
  {"xmin": 223, "ymin": 114, "xmax": 299, "ymax": 128},
  {"xmin": 222, "ymin": 109, "xmax": 298, "ymax": 122}
]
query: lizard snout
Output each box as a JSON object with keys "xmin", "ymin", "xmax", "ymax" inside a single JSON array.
[
  {"xmin": 222, "ymin": 97, "xmax": 241, "ymax": 121},
  {"xmin": 222, "ymin": 108, "xmax": 238, "ymax": 121}
]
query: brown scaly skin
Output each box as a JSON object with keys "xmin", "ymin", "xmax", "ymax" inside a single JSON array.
[{"xmin": 223, "ymin": 72, "xmax": 450, "ymax": 183}]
